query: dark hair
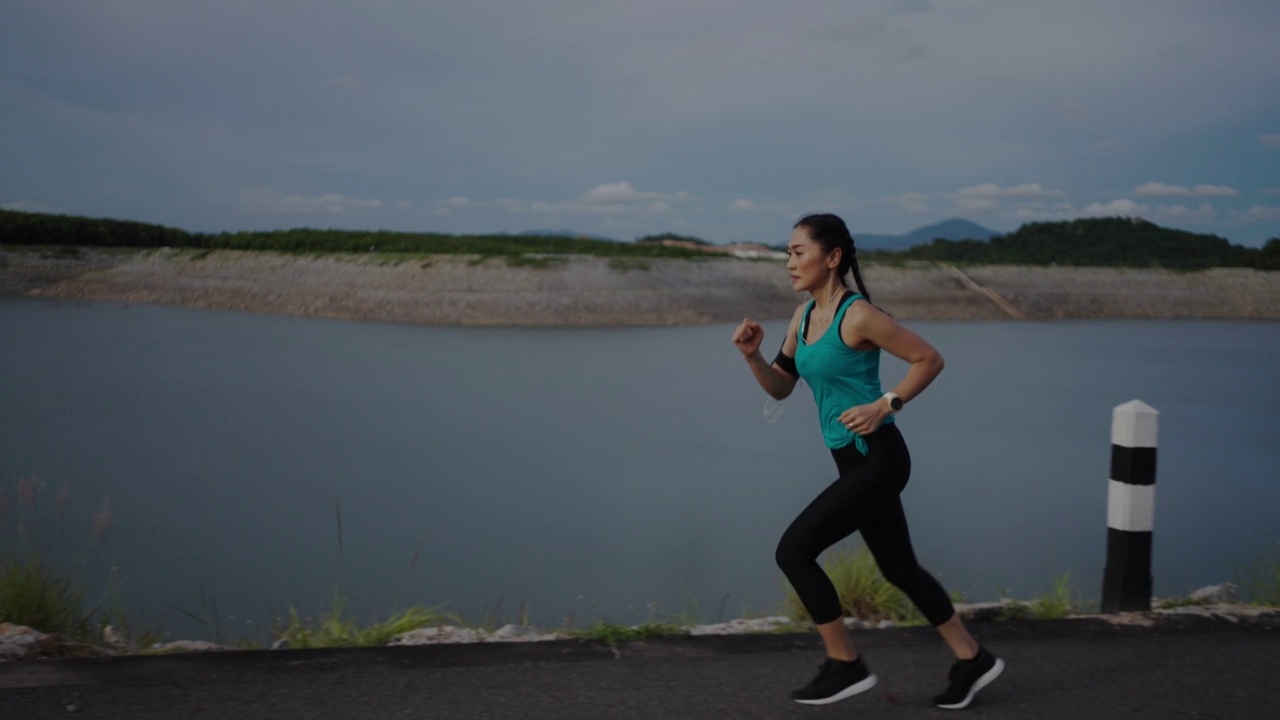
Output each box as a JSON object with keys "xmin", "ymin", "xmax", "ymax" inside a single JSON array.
[{"xmin": 794, "ymin": 213, "xmax": 871, "ymax": 302}]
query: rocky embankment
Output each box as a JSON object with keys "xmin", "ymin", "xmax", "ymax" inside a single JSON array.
[
  {"xmin": 3, "ymin": 583, "xmax": 1276, "ymax": 661},
  {"xmin": 3, "ymin": 247, "xmax": 1278, "ymax": 324}
]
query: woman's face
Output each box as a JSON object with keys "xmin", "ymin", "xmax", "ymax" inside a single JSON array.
[{"xmin": 786, "ymin": 227, "xmax": 837, "ymax": 294}]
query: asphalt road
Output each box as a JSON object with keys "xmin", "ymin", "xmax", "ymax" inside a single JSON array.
[{"xmin": 3, "ymin": 615, "xmax": 1278, "ymax": 719}]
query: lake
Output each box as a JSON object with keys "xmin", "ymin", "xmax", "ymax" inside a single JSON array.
[{"xmin": 1, "ymin": 299, "xmax": 1277, "ymax": 641}]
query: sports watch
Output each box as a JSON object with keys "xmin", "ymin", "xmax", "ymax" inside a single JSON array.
[{"xmin": 883, "ymin": 392, "xmax": 903, "ymax": 413}]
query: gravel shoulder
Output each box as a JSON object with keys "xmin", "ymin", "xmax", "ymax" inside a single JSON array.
[{"xmin": 3, "ymin": 247, "xmax": 1278, "ymax": 325}]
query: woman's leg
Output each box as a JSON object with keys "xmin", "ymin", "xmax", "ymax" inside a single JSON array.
[{"xmin": 775, "ymin": 474, "xmax": 869, "ymax": 660}]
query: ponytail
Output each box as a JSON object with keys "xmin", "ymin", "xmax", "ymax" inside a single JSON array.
[{"xmin": 795, "ymin": 213, "xmax": 873, "ymax": 303}]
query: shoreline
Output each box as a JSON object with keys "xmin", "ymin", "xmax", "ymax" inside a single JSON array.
[{"xmin": 3, "ymin": 246, "xmax": 1280, "ymax": 325}]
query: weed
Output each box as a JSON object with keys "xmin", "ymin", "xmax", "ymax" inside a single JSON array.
[
  {"xmin": 272, "ymin": 593, "xmax": 452, "ymax": 648},
  {"xmin": 783, "ymin": 542, "xmax": 927, "ymax": 626},
  {"xmin": 0, "ymin": 477, "xmax": 120, "ymax": 644},
  {"xmin": 1237, "ymin": 538, "xmax": 1280, "ymax": 607},
  {"xmin": 571, "ymin": 620, "xmax": 686, "ymax": 646}
]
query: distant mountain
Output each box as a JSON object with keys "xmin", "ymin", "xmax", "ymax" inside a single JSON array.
[
  {"xmin": 855, "ymin": 218, "xmax": 997, "ymax": 251},
  {"xmin": 519, "ymin": 229, "xmax": 617, "ymax": 242}
]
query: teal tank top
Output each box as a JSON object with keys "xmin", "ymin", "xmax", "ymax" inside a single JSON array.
[{"xmin": 794, "ymin": 292, "xmax": 894, "ymax": 453}]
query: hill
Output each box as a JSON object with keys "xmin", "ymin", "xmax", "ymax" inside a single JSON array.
[
  {"xmin": 883, "ymin": 217, "xmax": 1280, "ymax": 271},
  {"xmin": 855, "ymin": 218, "xmax": 997, "ymax": 251}
]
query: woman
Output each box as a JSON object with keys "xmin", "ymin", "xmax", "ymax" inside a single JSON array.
[{"xmin": 731, "ymin": 213, "xmax": 1003, "ymax": 709}]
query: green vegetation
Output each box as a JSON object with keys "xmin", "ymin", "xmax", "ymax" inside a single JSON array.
[
  {"xmin": 1237, "ymin": 538, "xmax": 1280, "ymax": 607},
  {"xmin": 570, "ymin": 620, "xmax": 686, "ymax": 646},
  {"xmin": 783, "ymin": 542, "xmax": 927, "ymax": 626},
  {"xmin": 6, "ymin": 208, "xmax": 1274, "ymax": 271},
  {"xmin": 635, "ymin": 232, "xmax": 712, "ymax": 246},
  {"xmin": 0, "ymin": 477, "xmax": 121, "ymax": 645},
  {"xmin": 0, "ymin": 209, "xmax": 706, "ymax": 260},
  {"xmin": 271, "ymin": 594, "xmax": 453, "ymax": 649},
  {"xmin": 862, "ymin": 217, "xmax": 1279, "ymax": 271}
]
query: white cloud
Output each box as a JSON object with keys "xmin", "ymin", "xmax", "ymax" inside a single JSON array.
[
  {"xmin": 949, "ymin": 183, "xmax": 1066, "ymax": 213},
  {"xmin": 1265, "ymin": 188, "xmax": 1280, "ymax": 195},
  {"xmin": 1150, "ymin": 203, "xmax": 1217, "ymax": 220},
  {"xmin": 1245, "ymin": 205, "xmax": 1280, "ymax": 221},
  {"xmin": 954, "ymin": 183, "xmax": 1066, "ymax": 199},
  {"xmin": 1261, "ymin": 134, "xmax": 1280, "ymax": 150},
  {"xmin": 241, "ymin": 190, "xmax": 382, "ymax": 215},
  {"xmin": 1133, "ymin": 182, "xmax": 1238, "ymax": 198},
  {"xmin": 1, "ymin": 199, "xmax": 65, "ymax": 214},
  {"xmin": 879, "ymin": 191, "xmax": 932, "ymax": 213},
  {"xmin": 1084, "ymin": 198, "xmax": 1147, "ymax": 216},
  {"xmin": 730, "ymin": 199, "xmax": 758, "ymax": 211},
  {"xmin": 1134, "ymin": 182, "xmax": 1190, "ymax": 197},
  {"xmin": 443, "ymin": 197, "xmax": 471, "ymax": 207},
  {"xmin": 499, "ymin": 183, "xmax": 695, "ymax": 218},
  {"xmin": 581, "ymin": 181, "xmax": 687, "ymax": 204},
  {"xmin": 1191, "ymin": 184, "xmax": 1238, "ymax": 197}
]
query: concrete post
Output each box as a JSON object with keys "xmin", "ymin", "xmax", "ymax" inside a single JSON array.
[{"xmin": 1102, "ymin": 400, "xmax": 1158, "ymax": 613}]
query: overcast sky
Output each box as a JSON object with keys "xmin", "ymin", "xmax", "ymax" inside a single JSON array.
[{"xmin": 3, "ymin": 1, "xmax": 1279, "ymax": 246}]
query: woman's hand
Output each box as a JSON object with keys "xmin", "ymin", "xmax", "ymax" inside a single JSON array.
[
  {"xmin": 732, "ymin": 317, "xmax": 765, "ymax": 357},
  {"xmin": 838, "ymin": 401, "xmax": 891, "ymax": 437}
]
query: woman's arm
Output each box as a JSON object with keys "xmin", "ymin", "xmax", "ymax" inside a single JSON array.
[
  {"xmin": 732, "ymin": 306, "xmax": 804, "ymax": 400},
  {"xmin": 836, "ymin": 300, "xmax": 945, "ymax": 434}
]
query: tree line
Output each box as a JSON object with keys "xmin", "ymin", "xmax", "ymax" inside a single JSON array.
[
  {"xmin": 2, "ymin": 209, "xmax": 1277, "ymax": 270},
  {"xmin": 862, "ymin": 217, "xmax": 1280, "ymax": 271},
  {"xmin": 0, "ymin": 210, "xmax": 705, "ymax": 259}
]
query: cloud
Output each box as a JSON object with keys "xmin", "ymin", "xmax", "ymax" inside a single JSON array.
[
  {"xmin": 1134, "ymin": 182, "xmax": 1190, "ymax": 197},
  {"xmin": 949, "ymin": 183, "xmax": 1066, "ymax": 212},
  {"xmin": 1265, "ymin": 188, "xmax": 1280, "ymax": 195},
  {"xmin": 502, "ymin": 182, "xmax": 695, "ymax": 218},
  {"xmin": 241, "ymin": 190, "xmax": 382, "ymax": 215},
  {"xmin": 879, "ymin": 192, "xmax": 932, "ymax": 213},
  {"xmin": 1151, "ymin": 203, "xmax": 1217, "ymax": 220},
  {"xmin": 443, "ymin": 197, "xmax": 471, "ymax": 207},
  {"xmin": 1134, "ymin": 182, "xmax": 1238, "ymax": 198},
  {"xmin": 1245, "ymin": 205, "xmax": 1280, "ymax": 221},
  {"xmin": 581, "ymin": 181, "xmax": 686, "ymax": 204},
  {"xmin": 729, "ymin": 199, "xmax": 758, "ymax": 211},
  {"xmin": 1, "ymin": 199, "xmax": 65, "ymax": 214},
  {"xmin": 954, "ymin": 183, "xmax": 1062, "ymax": 198},
  {"xmin": 1084, "ymin": 198, "xmax": 1147, "ymax": 216},
  {"xmin": 1261, "ymin": 134, "xmax": 1280, "ymax": 150}
]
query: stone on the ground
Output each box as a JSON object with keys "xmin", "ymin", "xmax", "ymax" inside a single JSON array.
[
  {"xmin": 689, "ymin": 616, "xmax": 792, "ymax": 636},
  {"xmin": 146, "ymin": 640, "xmax": 234, "ymax": 654},
  {"xmin": 0, "ymin": 623, "xmax": 105, "ymax": 661},
  {"xmin": 1189, "ymin": 583, "xmax": 1239, "ymax": 604}
]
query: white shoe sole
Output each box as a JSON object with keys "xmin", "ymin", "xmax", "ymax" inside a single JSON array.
[
  {"xmin": 793, "ymin": 673, "xmax": 879, "ymax": 705},
  {"xmin": 936, "ymin": 657, "xmax": 1005, "ymax": 710}
]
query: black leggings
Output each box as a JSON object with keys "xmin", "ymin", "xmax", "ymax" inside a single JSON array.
[{"xmin": 775, "ymin": 423, "xmax": 955, "ymax": 627}]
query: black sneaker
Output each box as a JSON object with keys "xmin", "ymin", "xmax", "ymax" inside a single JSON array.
[
  {"xmin": 791, "ymin": 657, "xmax": 878, "ymax": 705},
  {"xmin": 933, "ymin": 647, "xmax": 1004, "ymax": 710}
]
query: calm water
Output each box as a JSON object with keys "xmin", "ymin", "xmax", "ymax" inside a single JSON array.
[{"xmin": 2, "ymin": 299, "xmax": 1278, "ymax": 640}]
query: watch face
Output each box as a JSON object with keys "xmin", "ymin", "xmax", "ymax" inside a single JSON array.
[{"xmin": 889, "ymin": 396, "xmax": 903, "ymax": 411}]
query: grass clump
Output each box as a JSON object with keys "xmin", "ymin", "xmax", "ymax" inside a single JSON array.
[
  {"xmin": 783, "ymin": 542, "xmax": 926, "ymax": 626},
  {"xmin": 0, "ymin": 477, "xmax": 118, "ymax": 644},
  {"xmin": 571, "ymin": 620, "xmax": 686, "ymax": 646},
  {"xmin": 1237, "ymin": 538, "xmax": 1280, "ymax": 607},
  {"xmin": 1028, "ymin": 573, "xmax": 1089, "ymax": 619},
  {"xmin": 273, "ymin": 593, "xmax": 454, "ymax": 649}
]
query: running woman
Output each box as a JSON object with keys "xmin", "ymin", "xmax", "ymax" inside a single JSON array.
[{"xmin": 731, "ymin": 213, "xmax": 1004, "ymax": 709}]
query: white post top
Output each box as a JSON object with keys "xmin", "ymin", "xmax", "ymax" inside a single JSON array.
[{"xmin": 1112, "ymin": 400, "xmax": 1159, "ymax": 448}]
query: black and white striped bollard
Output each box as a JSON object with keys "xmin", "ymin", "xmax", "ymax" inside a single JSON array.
[{"xmin": 1102, "ymin": 400, "xmax": 1158, "ymax": 613}]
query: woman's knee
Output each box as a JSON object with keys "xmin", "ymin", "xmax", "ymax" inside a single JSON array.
[{"xmin": 774, "ymin": 529, "xmax": 812, "ymax": 573}]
